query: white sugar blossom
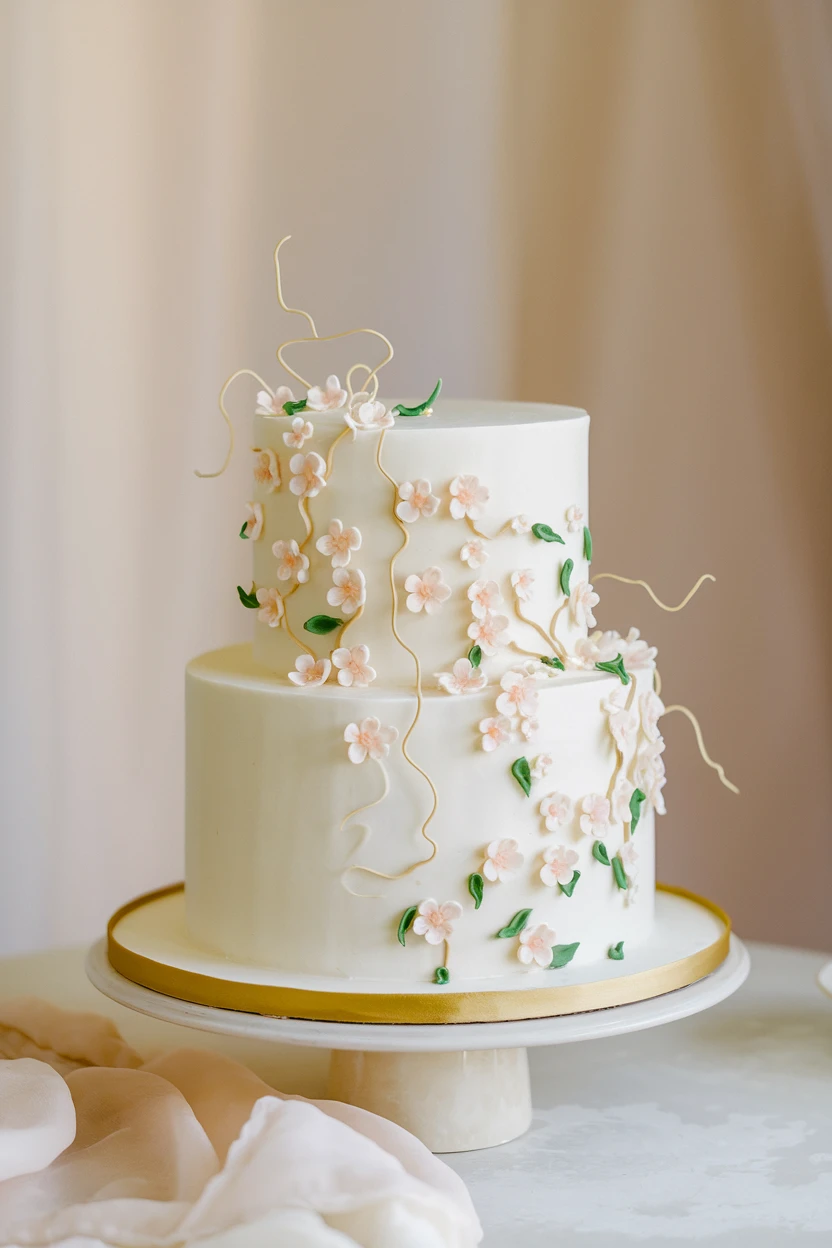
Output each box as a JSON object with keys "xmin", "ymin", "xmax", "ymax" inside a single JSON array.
[
  {"xmin": 288, "ymin": 654, "xmax": 331, "ymax": 687},
  {"xmin": 256, "ymin": 385, "xmax": 294, "ymax": 415},
  {"xmin": 327, "ymin": 567, "xmax": 366, "ymax": 616},
  {"xmin": 344, "ymin": 716, "xmax": 398, "ymax": 764},
  {"xmin": 316, "ymin": 519, "xmax": 362, "ymax": 568},
  {"xmin": 565, "ymin": 504, "xmax": 584, "ymax": 533},
  {"xmin": 539, "ymin": 791, "xmax": 573, "ymax": 831},
  {"xmin": 253, "ymin": 447, "xmax": 281, "ymax": 492},
  {"xmin": 306, "ymin": 374, "xmax": 347, "ymax": 411},
  {"xmin": 641, "ymin": 689, "xmax": 666, "ymax": 743},
  {"xmin": 283, "ymin": 415, "xmax": 314, "ymax": 449},
  {"xmin": 531, "ymin": 754, "xmax": 553, "ymax": 780},
  {"xmin": 619, "ymin": 839, "xmax": 640, "ymax": 881},
  {"xmin": 404, "ymin": 567, "xmax": 451, "ymax": 615},
  {"xmin": 413, "ymin": 899, "xmax": 463, "ymax": 945},
  {"xmin": 396, "ymin": 479, "xmax": 439, "ymax": 523},
  {"xmin": 345, "ymin": 394, "xmax": 394, "ymax": 432},
  {"xmin": 602, "ymin": 687, "xmax": 639, "ymax": 755},
  {"xmin": 636, "ymin": 739, "xmax": 667, "ymax": 814},
  {"xmin": 467, "ymin": 611, "xmax": 509, "ymax": 657},
  {"xmin": 460, "ymin": 538, "xmax": 488, "ymax": 569},
  {"xmin": 612, "ymin": 775, "xmax": 635, "ymax": 825},
  {"xmin": 520, "ymin": 716, "xmax": 539, "ymax": 741},
  {"xmin": 617, "ymin": 627, "xmax": 658, "ymax": 670},
  {"xmin": 483, "ymin": 838, "xmax": 524, "ymax": 883},
  {"xmin": 332, "ymin": 644, "xmax": 376, "ymax": 688},
  {"xmin": 449, "ymin": 474, "xmax": 489, "ymax": 521},
  {"xmin": 570, "ymin": 630, "xmax": 621, "ymax": 669},
  {"xmin": 289, "ymin": 451, "xmax": 327, "ymax": 498},
  {"xmin": 479, "ymin": 715, "xmax": 512, "ymax": 752},
  {"xmin": 272, "ymin": 538, "xmax": 309, "ymax": 584},
  {"xmin": 242, "ymin": 501, "xmax": 263, "ymax": 541},
  {"xmin": 255, "ymin": 586, "xmax": 283, "ymax": 628},
  {"xmin": 540, "ymin": 845, "xmax": 580, "ymax": 888},
  {"xmin": 467, "ymin": 579, "xmax": 503, "ymax": 619},
  {"xmin": 496, "ymin": 670, "xmax": 539, "ymax": 719},
  {"xmin": 569, "ymin": 581, "xmax": 600, "ymax": 629},
  {"xmin": 511, "ymin": 568, "xmax": 535, "ymax": 602},
  {"xmin": 511, "ymin": 515, "xmax": 531, "ymax": 534},
  {"xmin": 437, "ymin": 657, "xmax": 488, "ymax": 695},
  {"xmin": 580, "ymin": 793, "xmax": 612, "ymax": 840},
  {"xmin": 518, "ymin": 923, "xmax": 558, "ymax": 969}
]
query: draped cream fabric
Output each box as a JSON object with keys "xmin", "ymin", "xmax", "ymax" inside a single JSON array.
[{"xmin": 1, "ymin": 0, "xmax": 829, "ymax": 953}]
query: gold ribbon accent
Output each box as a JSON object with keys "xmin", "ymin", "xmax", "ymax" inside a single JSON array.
[{"xmin": 107, "ymin": 883, "xmax": 731, "ymax": 1026}]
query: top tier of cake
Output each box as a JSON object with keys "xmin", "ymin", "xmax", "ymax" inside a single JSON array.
[{"xmin": 249, "ymin": 399, "xmax": 592, "ymax": 687}]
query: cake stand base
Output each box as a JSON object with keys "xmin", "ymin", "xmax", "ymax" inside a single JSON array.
[{"xmin": 86, "ymin": 934, "xmax": 748, "ymax": 1152}]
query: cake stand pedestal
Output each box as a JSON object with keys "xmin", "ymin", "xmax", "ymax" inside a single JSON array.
[{"xmin": 86, "ymin": 934, "xmax": 748, "ymax": 1153}]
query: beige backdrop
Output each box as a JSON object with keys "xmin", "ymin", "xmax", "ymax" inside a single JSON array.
[{"xmin": 1, "ymin": 0, "xmax": 830, "ymax": 954}]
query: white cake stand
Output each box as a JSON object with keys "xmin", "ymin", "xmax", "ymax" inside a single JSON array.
[{"xmin": 87, "ymin": 932, "xmax": 749, "ymax": 1153}]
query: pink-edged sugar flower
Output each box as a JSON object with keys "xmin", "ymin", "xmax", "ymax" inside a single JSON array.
[
  {"xmin": 437, "ymin": 657, "xmax": 488, "ymax": 695},
  {"xmin": 413, "ymin": 899, "xmax": 463, "ymax": 945},
  {"xmin": 539, "ymin": 791, "xmax": 573, "ymax": 831},
  {"xmin": 255, "ymin": 586, "xmax": 284, "ymax": 628},
  {"xmin": 288, "ymin": 654, "xmax": 331, "ymax": 687},
  {"xmin": 449, "ymin": 474, "xmax": 489, "ymax": 521},
  {"xmin": 612, "ymin": 775, "xmax": 635, "ymax": 825},
  {"xmin": 636, "ymin": 740, "xmax": 667, "ymax": 815},
  {"xmin": 511, "ymin": 568, "xmax": 535, "ymax": 602},
  {"xmin": 283, "ymin": 415, "xmax": 314, "ymax": 449},
  {"xmin": 619, "ymin": 627, "xmax": 658, "ymax": 670},
  {"xmin": 289, "ymin": 451, "xmax": 327, "ymax": 499},
  {"xmin": 540, "ymin": 845, "xmax": 580, "ymax": 888},
  {"xmin": 256, "ymin": 385, "xmax": 294, "ymax": 415},
  {"xmin": 511, "ymin": 515, "xmax": 531, "ymax": 534},
  {"xmin": 483, "ymin": 838, "xmax": 524, "ymax": 883},
  {"xmin": 241, "ymin": 502, "xmax": 263, "ymax": 541},
  {"xmin": 496, "ymin": 670, "xmax": 539, "ymax": 719},
  {"xmin": 345, "ymin": 395, "xmax": 394, "ymax": 432},
  {"xmin": 641, "ymin": 689, "xmax": 665, "ymax": 743},
  {"xmin": 467, "ymin": 579, "xmax": 503, "ymax": 619},
  {"xmin": 272, "ymin": 538, "xmax": 310, "ymax": 584},
  {"xmin": 327, "ymin": 567, "xmax": 366, "ymax": 616},
  {"xmin": 396, "ymin": 479, "xmax": 439, "ymax": 524},
  {"xmin": 602, "ymin": 687, "xmax": 638, "ymax": 755},
  {"xmin": 518, "ymin": 923, "xmax": 558, "ymax": 969},
  {"xmin": 531, "ymin": 753, "xmax": 553, "ymax": 780},
  {"xmin": 619, "ymin": 838, "xmax": 640, "ymax": 880},
  {"xmin": 479, "ymin": 715, "xmax": 511, "ymax": 752},
  {"xmin": 569, "ymin": 581, "xmax": 600, "ymax": 629},
  {"xmin": 344, "ymin": 716, "xmax": 399, "ymax": 764},
  {"xmin": 520, "ymin": 716, "xmax": 539, "ymax": 741},
  {"xmin": 332, "ymin": 644, "xmax": 376, "ymax": 688},
  {"xmin": 316, "ymin": 519, "xmax": 362, "ymax": 568},
  {"xmin": 253, "ymin": 447, "xmax": 281, "ymax": 492},
  {"xmin": 404, "ymin": 567, "xmax": 451, "ymax": 615},
  {"xmin": 580, "ymin": 793, "xmax": 612, "ymax": 839},
  {"xmin": 467, "ymin": 611, "xmax": 509, "ymax": 657},
  {"xmin": 306, "ymin": 374, "xmax": 348, "ymax": 411},
  {"xmin": 565, "ymin": 504, "xmax": 584, "ymax": 533},
  {"xmin": 460, "ymin": 538, "xmax": 488, "ymax": 569}
]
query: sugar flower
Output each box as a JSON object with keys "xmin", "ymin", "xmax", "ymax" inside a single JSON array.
[
  {"xmin": 531, "ymin": 753, "xmax": 553, "ymax": 779},
  {"xmin": 449, "ymin": 474, "xmax": 489, "ymax": 521},
  {"xmin": 520, "ymin": 716, "xmax": 539, "ymax": 741},
  {"xmin": 565, "ymin": 504, "xmax": 584, "ymax": 533},
  {"xmin": 479, "ymin": 715, "xmax": 512, "ymax": 752},
  {"xmin": 467, "ymin": 579, "xmax": 503, "ymax": 619},
  {"xmin": 255, "ymin": 586, "xmax": 284, "ymax": 628},
  {"xmin": 496, "ymin": 670, "xmax": 539, "ymax": 718},
  {"xmin": 437, "ymin": 657, "xmax": 488, "ymax": 695},
  {"xmin": 571, "ymin": 630, "xmax": 620, "ymax": 669},
  {"xmin": 539, "ymin": 791, "xmax": 573, "ymax": 831},
  {"xmin": 272, "ymin": 538, "xmax": 310, "ymax": 584},
  {"xmin": 396, "ymin": 479, "xmax": 439, "ymax": 524},
  {"xmin": 332, "ymin": 644, "xmax": 376, "ymax": 688},
  {"xmin": 511, "ymin": 515, "xmax": 531, "ymax": 534},
  {"xmin": 253, "ymin": 447, "xmax": 281, "ymax": 492},
  {"xmin": 569, "ymin": 581, "xmax": 600, "ymax": 629},
  {"xmin": 288, "ymin": 654, "xmax": 331, "ymax": 687},
  {"xmin": 283, "ymin": 415, "xmax": 314, "ymax": 449},
  {"xmin": 619, "ymin": 839, "xmax": 640, "ymax": 880},
  {"xmin": 404, "ymin": 566, "xmax": 451, "ymax": 615},
  {"xmin": 618, "ymin": 627, "xmax": 658, "ymax": 670},
  {"xmin": 256, "ymin": 385, "xmax": 294, "ymax": 415},
  {"xmin": 510, "ymin": 568, "xmax": 535, "ymax": 602},
  {"xmin": 467, "ymin": 611, "xmax": 509, "ymax": 657},
  {"xmin": 580, "ymin": 793, "xmax": 612, "ymax": 839},
  {"xmin": 611, "ymin": 775, "xmax": 635, "ymax": 825},
  {"xmin": 316, "ymin": 519, "xmax": 362, "ymax": 568},
  {"xmin": 344, "ymin": 716, "xmax": 398, "ymax": 764},
  {"xmin": 345, "ymin": 394, "xmax": 394, "ymax": 432},
  {"xmin": 483, "ymin": 838, "xmax": 524, "ymax": 883},
  {"xmin": 518, "ymin": 923, "xmax": 558, "ymax": 969},
  {"xmin": 289, "ymin": 451, "xmax": 327, "ymax": 499},
  {"xmin": 636, "ymin": 739, "xmax": 667, "ymax": 815},
  {"xmin": 602, "ymin": 687, "xmax": 638, "ymax": 755},
  {"xmin": 540, "ymin": 845, "xmax": 580, "ymax": 888},
  {"xmin": 306, "ymin": 374, "xmax": 348, "ymax": 411},
  {"xmin": 641, "ymin": 689, "xmax": 666, "ymax": 743},
  {"xmin": 241, "ymin": 501, "xmax": 263, "ymax": 541},
  {"xmin": 412, "ymin": 899, "xmax": 463, "ymax": 946},
  {"xmin": 460, "ymin": 539, "xmax": 488, "ymax": 569},
  {"xmin": 327, "ymin": 567, "xmax": 366, "ymax": 616}
]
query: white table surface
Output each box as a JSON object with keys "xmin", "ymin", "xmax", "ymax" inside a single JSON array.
[{"xmin": 0, "ymin": 940, "xmax": 830, "ymax": 1246}]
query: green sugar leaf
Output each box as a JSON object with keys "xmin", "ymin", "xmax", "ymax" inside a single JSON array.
[
  {"xmin": 540, "ymin": 654, "xmax": 565, "ymax": 670},
  {"xmin": 560, "ymin": 558, "xmax": 574, "ymax": 596},
  {"xmin": 549, "ymin": 942, "xmax": 580, "ymax": 969},
  {"xmin": 629, "ymin": 788, "xmax": 647, "ymax": 834},
  {"xmin": 237, "ymin": 584, "xmax": 259, "ymax": 609},
  {"xmin": 531, "ymin": 523, "xmax": 565, "ymax": 544},
  {"xmin": 239, "ymin": 522, "xmax": 250, "ymax": 540},
  {"xmin": 283, "ymin": 399, "xmax": 308, "ymax": 416},
  {"xmin": 496, "ymin": 908, "xmax": 532, "ymax": 939},
  {"xmin": 583, "ymin": 525, "xmax": 593, "ymax": 562},
  {"xmin": 611, "ymin": 855, "xmax": 629, "ymax": 890},
  {"xmin": 434, "ymin": 965, "xmax": 450, "ymax": 984},
  {"xmin": 510, "ymin": 757, "xmax": 532, "ymax": 797},
  {"xmin": 468, "ymin": 872, "xmax": 484, "ymax": 909},
  {"xmin": 394, "ymin": 378, "xmax": 442, "ymax": 418},
  {"xmin": 592, "ymin": 841, "xmax": 611, "ymax": 866},
  {"xmin": 468, "ymin": 644, "xmax": 483, "ymax": 668},
  {"xmin": 595, "ymin": 653, "xmax": 630, "ymax": 685},
  {"xmin": 303, "ymin": 614, "xmax": 343, "ymax": 635},
  {"xmin": 608, "ymin": 941, "xmax": 625, "ymax": 960},
  {"xmin": 397, "ymin": 905, "xmax": 418, "ymax": 947},
  {"xmin": 558, "ymin": 869, "xmax": 581, "ymax": 898}
]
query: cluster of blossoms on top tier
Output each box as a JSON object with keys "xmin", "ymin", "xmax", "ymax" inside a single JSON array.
[
  {"xmin": 345, "ymin": 393, "xmax": 394, "ymax": 433},
  {"xmin": 257, "ymin": 376, "xmax": 348, "ymax": 416},
  {"xmin": 570, "ymin": 627, "xmax": 657, "ymax": 671}
]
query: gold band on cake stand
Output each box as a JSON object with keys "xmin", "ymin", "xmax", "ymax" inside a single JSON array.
[{"xmin": 107, "ymin": 882, "xmax": 731, "ymax": 1026}]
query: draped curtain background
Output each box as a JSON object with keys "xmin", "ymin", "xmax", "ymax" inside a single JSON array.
[{"xmin": 1, "ymin": 0, "xmax": 830, "ymax": 954}]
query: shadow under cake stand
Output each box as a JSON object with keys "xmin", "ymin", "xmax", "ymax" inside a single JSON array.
[{"xmin": 87, "ymin": 883, "xmax": 749, "ymax": 1153}]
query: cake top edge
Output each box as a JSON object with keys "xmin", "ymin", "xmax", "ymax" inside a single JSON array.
[{"xmin": 254, "ymin": 399, "xmax": 589, "ymax": 432}]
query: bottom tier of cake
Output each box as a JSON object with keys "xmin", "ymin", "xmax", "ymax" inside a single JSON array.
[{"xmin": 185, "ymin": 645, "xmax": 657, "ymax": 984}]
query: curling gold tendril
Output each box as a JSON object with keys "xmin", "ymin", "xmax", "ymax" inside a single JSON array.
[
  {"xmin": 281, "ymin": 610, "xmax": 315, "ymax": 658},
  {"xmin": 325, "ymin": 427, "xmax": 352, "ymax": 479},
  {"xmin": 513, "ymin": 600, "xmax": 567, "ymax": 664},
  {"xmin": 464, "ymin": 516, "xmax": 515, "ymax": 542},
  {"xmin": 662, "ymin": 704, "xmax": 740, "ymax": 795},
  {"xmin": 593, "ymin": 573, "xmax": 716, "ymax": 612},
  {"xmin": 273, "ymin": 236, "xmax": 318, "ymax": 337},
  {"xmin": 297, "ymin": 496, "xmax": 313, "ymax": 552},
  {"xmin": 337, "ymin": 604, "xmax": 364, "ymax": 650},
  {"xmin": 338, "ymin": 760, "xmax": 392, "ymax": 898},
  {"xmin": 195, "ymin": 368, "xmax": 272, "ymax": 479}
]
